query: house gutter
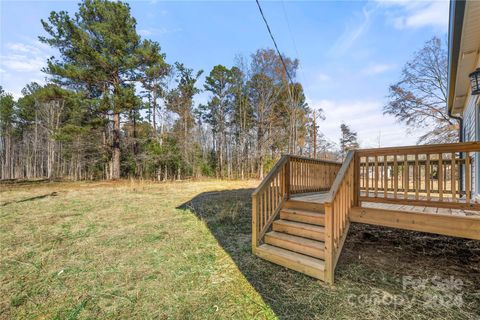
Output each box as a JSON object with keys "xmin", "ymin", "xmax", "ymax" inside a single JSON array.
[
  {"xmin": 447, "ymin": 0, "xmax": 466, "ymax": 136},
  {"xmin": 447, "ymin": 0, "xmax": 466, "ymax": 193}
]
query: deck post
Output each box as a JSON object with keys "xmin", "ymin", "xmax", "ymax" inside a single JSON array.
[
  {"xmin": 251, "ymin": 194, "xmax": 258, "ymax": 253},
  {"xmin": 324, "ymin": 202, "xmax": 334, "ymax": 284},
  {"xmin": 353, "ymin": 153, "xmax": 360, "ymax": 206}
]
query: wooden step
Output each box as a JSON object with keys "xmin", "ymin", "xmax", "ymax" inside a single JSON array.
[
  {"xmin": 283, "ymin": 199, "xmax": 325, "ymax": 213},
  {"xmin": 265, "ymin": 231, "xmax": 325, "ymax": 259},
  {"xmin": 255, "ymin": 244, "xmax": 325, "ymax": 280},
  {"xmin": 280, "ymin": 208, "xmax": 325, "ymax": 226},
  {"xmin": 273, "ymin": 220, "xmax": 325, "ymax": 241}
]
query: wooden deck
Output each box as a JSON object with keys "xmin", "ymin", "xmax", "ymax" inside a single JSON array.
[
  {"xmin": 253, "ymin": 144, "xmax": 480, "ymax": 283},
  {"xmin": 291, "ymin": 192, "xmax": 480, "ymax": 217}
]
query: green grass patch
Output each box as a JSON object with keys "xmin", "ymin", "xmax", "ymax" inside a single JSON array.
[{"xmin": 1, "ymin": 180, "xmax": 479, "ymax": 319}]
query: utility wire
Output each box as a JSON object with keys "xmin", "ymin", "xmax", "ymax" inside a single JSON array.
[
  {"xmin": 255, "ymin": 0, "xmax": 294, "ymax": 86},
  {"xmin": 281, "ymin": 0, "xmax": 308, "ymax": 96}
]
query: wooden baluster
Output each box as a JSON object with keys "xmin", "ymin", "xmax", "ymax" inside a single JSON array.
[
  {"xmin": 306, "ymin": 160, "xmax": 309, "ymax": 191},
  {"xmin": 444, "ymin": 160, "xmax": 447, "ymax": 193},
  {"xmin": 296, "ymin": 160, "xmax": 300, "ymax": 193},
  {"xmin": 263, "ymin": 190, "xmax": 267, "ymax": 229},
  {"xmin": 335, "ymin": 196, "xmax": 338, "ymax": 249},
  {"xmin": 426, "ymin": 154, "xmax": 430, "ymax": 201},
  {"xmin": 340, "ymin": 181, "xmax": 344, "ymax": 234},
  {"xmin": 277, "ymin": 167, "xmax": 281, "ymax": 200},
  {"xmin": 383, "ymin": 156, "xmax": 388, "ymax": 198},
  {"xmin": 394, "ymin": 155, "xmax": 398, "ymax": 199},
  {"xmin": 466, "ymin": 152, "xmax": 471, "ymax": 203},
  {"xmin": 354, "ymin": 154, "xmax": 360, "ymax": 206},
  {"xmin": 365, "ymin": 157, "xmax": 369, "ymax": 197},
  {"xmin": 291, "ymin": 160, "xmax": 295, "ymax": 193},
  {"xmin": 284, "ymin": 159, "xmax": 288, "ymax": 199},
  {"xmin": 414, "ymin": 154, "xmax": 419, "ymax": 200},
  {"xmin": 404, "ymin": 156, "xmax": 408, "ymax": 199},
  {"xmin": 280, "ymin": 166, "xmax": 284, "ymax": 197},
  {"xmin": 312, "ymin": 162, "xmax": 315, "ymax": 190},
  {"xmin": 304, "ymin": 160, "xmax": 307, "ymax": 192},
  {"xmin": 293, "ymin": 160, "xmax": 296, "ymax": 192},
  {"xmin": 271, "ymin": 177, "xmax": 275, "ymax": 214},
  {"xmin": 252, "ymin": 194, "xmax": 258, "ymax": 250},
  {"xmin": 271, "ymin": 178, "xmax": 274, "ymax": 214},
  {"xmin": 438, "ymin": 154, "xmax": 443, "ymax": 201},
  {"xmin": 302, "ymin": 160, "xmax": 305, "ymax": 192},
  {"xmin": 301, "ymin": 160, "xmax": 304, "ymax": 192},
  {"xmin": 452, "ymin": 153, "xmax": 456, "ymax": 201},
  {"xmin": 374, "ymin": 156, "xmax": 378, "ymax": 197}
]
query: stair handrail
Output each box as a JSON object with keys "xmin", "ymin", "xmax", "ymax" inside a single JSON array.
[
  {"xmin": 323, "ymin": 150, "xmax": 356, "ymax": 284},
  {"xmin": 252, "ymin": 155, "xmax": 290, "ymax": 197},
  {"xmin": 324, "ymin": 151, "xmax": 355, "ymax": 203},
  {"xmin": 252, "ymin": 155, "xmax": 290, "ymax": 253},
  {"xmin": 252, "ymin": 154, "xmax": 342, "ymax": 254}
]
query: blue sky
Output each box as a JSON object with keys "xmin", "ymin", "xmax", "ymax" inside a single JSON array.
[{"xmin": 0, "ymin": 0, "xmax": 449, "ymax": 147}]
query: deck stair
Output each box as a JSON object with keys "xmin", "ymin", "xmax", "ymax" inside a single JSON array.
[
  {"xmin": 255, "ymin": 199, "xmax": 327, "ymax": 280},
  {"xmin": 252, "ymin": 143, "xmax": 480, "ymax": 284}
]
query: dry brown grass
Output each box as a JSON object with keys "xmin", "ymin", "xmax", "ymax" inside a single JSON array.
[{"xmin": 1, "ymin": 179, "xmax": 479, "ymax": 319}]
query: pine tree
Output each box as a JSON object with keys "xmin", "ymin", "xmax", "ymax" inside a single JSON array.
[
  {"xmin": 40, "ymin": 0, "xmax": 147, "ymax": 179},
  {"xmin": 201, "ymin": 65, "xmax": 234, "ymax": 178},
  {"xmin": 339, "ymin": 123, "xmax": 359, "ymax": 160}
]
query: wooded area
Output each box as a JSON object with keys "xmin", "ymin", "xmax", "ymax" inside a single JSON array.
[
  {"xmin": 0, "ymin": 0, "xmax": 351, "ymax": 181},
  {"xmin": 1, "ymin": 0, "xmax": 454, "ymax": 182}
]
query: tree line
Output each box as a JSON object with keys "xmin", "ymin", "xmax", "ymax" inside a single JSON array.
[
  {"xmin": 1, "ymin": 0, "xmax": 357, "ymax": 181},
  {"xmin": 1, "ymin": 1, "xmax": 455, "ymax": 182}
]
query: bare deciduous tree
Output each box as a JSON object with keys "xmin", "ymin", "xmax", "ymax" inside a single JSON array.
[{"xmin": 384, "ymin": 36, "xmax": 459, "ymax": 144}]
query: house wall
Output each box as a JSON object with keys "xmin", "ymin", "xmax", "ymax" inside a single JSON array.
[{"xmin": 462, "ymin": 88, "xmax": 479, "ymax": 199}]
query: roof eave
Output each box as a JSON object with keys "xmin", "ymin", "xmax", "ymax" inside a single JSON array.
[{"xmin": 447, "ymin": 0, "xmax": 466, "ymax": 115}]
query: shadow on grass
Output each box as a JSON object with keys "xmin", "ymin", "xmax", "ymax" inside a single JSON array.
[
  {"xmin": 178, "ymin": 188, "xmax": 480, "ymax": 319},
  {"xmin": 1, "ymin": 192, "xmax": 58, "ymax": 207}
]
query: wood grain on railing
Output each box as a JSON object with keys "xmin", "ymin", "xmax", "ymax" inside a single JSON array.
[
  {"xmin": 357, "ymin": 142, "xmax": 480, "ymax": 209},
  {"xmin": 252, "ymin": 156, "xmax": 288, "ymax": 251},
  {"xmin": 289, "ymin": 156, "xmax": 341, "ymax": 195},
  {"xmin": 252, "ymin": 155, "xmax": 342, "ymax": 252},
  {"xmin": 324, "ymin": 150, "xmax": 355, "ymax": 284},
  {"xmin": 252, "ymin": 155, "xmax": 341, "ymax": 251}
]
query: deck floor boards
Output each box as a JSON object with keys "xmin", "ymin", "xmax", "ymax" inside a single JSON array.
[{"xmin": 290, "ymin": 192, "xmax": 480, "ymax": 218}]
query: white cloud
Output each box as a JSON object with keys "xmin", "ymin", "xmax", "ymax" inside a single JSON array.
[
  {"xmin": 138, "ymin": 27, "xmax": 182, "ymax": 37},
  {"xmin": 362, "ymin": 63, "xmax": 396, "ymax": 75},
  {"xmin": 0, "ymin": 39, "xmax": 53, "ymax": 97},
  {"xmin": 330, "ymin": 7, "xmax": 375, "ymax": 55},
  {"xmin": 1, "ymin": 40, "xmax": 52, "ymax": 73},
  {"xmin": 376, "ymin": 0, "xmax": 449, "ymax": 30},
  {"xmin": 6, "ymin": 42, "xmax": 42, "ymax": 54},
  {"xmin": 316, "ymin": 73, "xmax": 331, "ymax": 82},
  {"xmin": 0, "ymin": 54, "xmax": 45, "ymax": 72},
  {"xmin": 307, "ymin": 98, "xmax": 426, "ymax": 148}
]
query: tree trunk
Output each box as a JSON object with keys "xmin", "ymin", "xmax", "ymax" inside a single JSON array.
[
  {"xmin": 5, "ymin": 132, "xmax": 12, "ymax": 179},
  {"xmin": 112, "ymin": 112, "xmax": 121, "ymax": 179}
]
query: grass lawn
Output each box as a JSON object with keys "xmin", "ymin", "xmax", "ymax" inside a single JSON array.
[{"xmin": 1, "ymin": 180, "xmax": 479, "ymax": 319}]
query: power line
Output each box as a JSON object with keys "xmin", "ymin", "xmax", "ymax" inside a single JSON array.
[
  {"xmin": 281, "ymin": 0, "xmax": 309, "ymax": 97},
  {"xmin": 255, "ymin": 0, "xmax": 294, "ymax": 86}
]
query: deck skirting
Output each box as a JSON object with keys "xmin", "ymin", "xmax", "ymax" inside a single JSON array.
[{"xmin": 350, "ymin": 207, "xmax": 480, "ymax": 240}]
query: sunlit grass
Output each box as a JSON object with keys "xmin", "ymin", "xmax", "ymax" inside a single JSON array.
[
  {"xmin": 1, "ymin": 180, "xmax": 274, "ymax": 319},
  {"xmin": 1, "ymin": 179, "xmax": 479, "ymax": 319}
]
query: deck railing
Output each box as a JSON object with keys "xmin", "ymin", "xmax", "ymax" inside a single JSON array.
[
  {"xmin": 324, "ymin": 150, "xmax": 355, "ymax": 283},
  {"xmin": 252, "ymin": 142, "xmax": 479, "ymax": 283},
  {"xmin": 251, "ymin": 155, "xmax": 342, "ymax": 251},
  {"xmin": 356, "ymin": 142, "xmax": 480, "ymax": 209},
  {"xmin": 289, "ymin": 156, "xmax": 341, "ymax": 195}
]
